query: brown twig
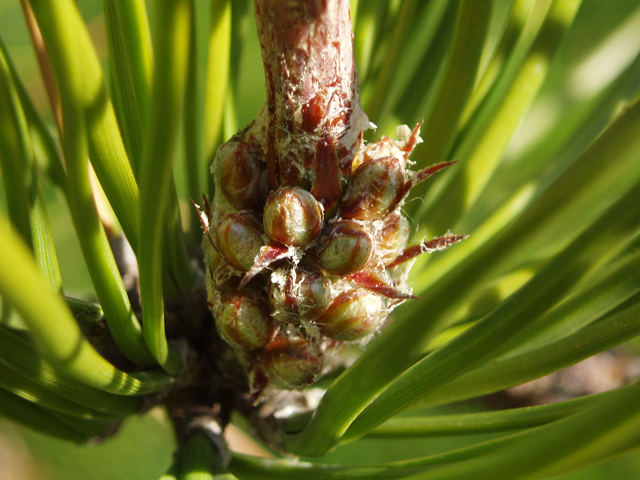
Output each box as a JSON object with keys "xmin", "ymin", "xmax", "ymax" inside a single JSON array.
[{"xmin": 254, "ymin": 0, "xmax": 371, "ymax": 212}]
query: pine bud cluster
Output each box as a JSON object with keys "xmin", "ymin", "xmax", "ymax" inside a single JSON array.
[{"xmin": 202, "ymin": 119, "xmax": 465, "ymax": 400}]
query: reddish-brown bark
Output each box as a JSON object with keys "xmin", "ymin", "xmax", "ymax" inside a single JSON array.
[{"xmin": 254, "ymin": 0, "xmax": 371, "ymax": 212}]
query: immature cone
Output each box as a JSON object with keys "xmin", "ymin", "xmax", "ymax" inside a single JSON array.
[
  {"xmin": 259, "ymin": 335, "xmax": 323, "ymax": 389},
  {"xmin": 216, "ymin": 293, "xmax": 277, "ymax": 350},
  {"xmin": 377, "ymin": 214, "xmax": 411, "ymax": 266},
  {"xmin": 340, "ymin": 157, "xmax": 406, "ymax": 220},
  {"xmin": 219, "ymin": 139, "xmax": 269, "ymax": 212},
  {"xmin": 202, "ymin": 0, "xmax": 466, "ymax": 399},
  {"xmin": 269, "ymin": 266, "xmax": 332, "ymax": 323},
  {"xmin": 314, "ymin": 221, "xmax": 374, "ymax": 276},
  {"xmin": 216, "ymin": 212, "xmax": 263, "ymax": 272},
  {"xmin": 264, "ymin": 187, "xmax": 324, "ymax": 247},
  {"xmin": 316, "ymin": 290, "xmax": 385, "ymax": 341}
]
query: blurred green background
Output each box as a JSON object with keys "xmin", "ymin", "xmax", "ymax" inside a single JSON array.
[{"xmin": 2, "ymin": 0, "xmax": 640, "ymax": 478}]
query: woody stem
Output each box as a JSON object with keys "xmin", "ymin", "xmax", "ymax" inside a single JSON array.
[{"xmin": 254, "ymin": 0, "xmax": 370, "ymax": 212}]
